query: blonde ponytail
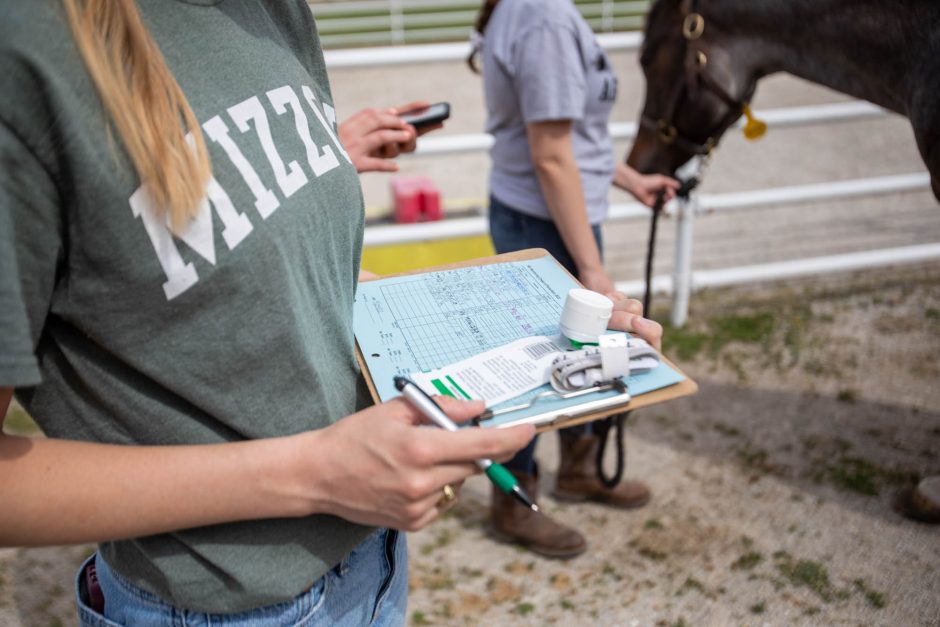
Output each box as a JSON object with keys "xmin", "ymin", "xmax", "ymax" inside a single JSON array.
[{"xmin": 62, "ymin": 0, "xmax": 211, "ymax": 230}]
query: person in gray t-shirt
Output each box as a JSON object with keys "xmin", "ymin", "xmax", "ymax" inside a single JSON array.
[{"xmin": 469, "ymin": 0, "xmax": 678, "ymax": 558}]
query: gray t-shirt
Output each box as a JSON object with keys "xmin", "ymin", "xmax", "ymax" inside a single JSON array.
[
  {"xmin": 0, "ymin": 0, "xmax": 375, "ymax": 614},
  {"xmin": 482, "ymin": 0, "xmax": 618, "ymax": 224}
]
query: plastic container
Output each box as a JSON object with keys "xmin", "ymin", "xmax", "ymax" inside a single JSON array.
[{"xmin": 558, "ymin": 288, "xmax": 613, "ymax": 344}]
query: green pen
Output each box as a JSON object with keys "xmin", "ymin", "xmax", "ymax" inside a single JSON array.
[{"xmin": 394, "ymin": 376, "xmax": 539, "ymax": 512}]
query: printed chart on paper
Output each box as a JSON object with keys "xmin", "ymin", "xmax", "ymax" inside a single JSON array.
[{"xmin": 354, "ymin": 257, "xmax": 570, "ymax": 400}]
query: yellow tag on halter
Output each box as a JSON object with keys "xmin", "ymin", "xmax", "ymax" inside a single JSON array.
[{"xmin": 742, "ymin": 104, "xmax": 767, "ymax": 140}]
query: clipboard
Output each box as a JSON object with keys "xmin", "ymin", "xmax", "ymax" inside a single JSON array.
[{"xmin": 353, "ymin": 249, "xmax": 697, "ymax": 432}]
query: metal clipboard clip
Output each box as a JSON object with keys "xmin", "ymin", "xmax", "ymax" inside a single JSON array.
[{"xmin": 474, "ymin": 378, "xmax": 631, "ymax": 428}]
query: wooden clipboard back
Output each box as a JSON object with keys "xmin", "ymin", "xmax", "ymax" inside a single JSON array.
[{"xmin": 355, "ymin": 249, "xmax": 697, "ymax": 432}]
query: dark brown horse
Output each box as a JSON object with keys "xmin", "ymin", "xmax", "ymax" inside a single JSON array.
[{"xmin": 626, "ymin": 0, "xmax": 940, "ymax": 200}]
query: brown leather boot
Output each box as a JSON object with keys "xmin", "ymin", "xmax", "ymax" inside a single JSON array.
[
  {"xmin": 490, "ymin": 467, "xmax": 587, "ymax": 559},
  {"xmin": 552, "ymin": 432, "xmax": 651, "ymax": 508}
]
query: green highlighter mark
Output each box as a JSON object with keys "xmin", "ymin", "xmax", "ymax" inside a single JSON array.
[
  {"xmin": 430, "ymin": 378, "xmax": 455, "ymax": 398},
  {"xmin": 445, "ymin": 375, "xmax": 472, "ymax": 400}
]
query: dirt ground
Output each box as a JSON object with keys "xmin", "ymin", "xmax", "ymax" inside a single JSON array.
[{"xmin": 2, "ymin": 263, "xmax": 938, "ymax": 627}]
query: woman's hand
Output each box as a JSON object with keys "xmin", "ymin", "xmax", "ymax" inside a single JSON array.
[
  {"xmin": 338, "ymin": 101, "xmax": 445, "ymax": 173},
  {"xmin": 338, "ymin": 107, "xmax": 417, "ymax": 173},
  {"xmin": 613, "ymin": 163, "xmax": 680, "ymax": 208},
  {"xmin": 300, "ymin": 397, "xmax": 535, "ymax": 531},
  {"xmin": 392, "ymin": 100, "xmax": 445, "ymax": 138},
  {"xmin": 602, "ymin": 290, "xmax": 663, "ymax": 350}
]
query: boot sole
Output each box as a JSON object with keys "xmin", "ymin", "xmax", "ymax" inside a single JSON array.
[
  {"xmin": 487, "ymin": 527, "xmax": 587, "ymax": 559},
  {"xmin": 551, "ymin": 490, "xmax": 651, "ymax": 510}
]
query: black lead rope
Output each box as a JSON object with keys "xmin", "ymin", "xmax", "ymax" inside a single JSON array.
[{"xmin": 594, "ymin": 177, "xmax": 699, "ymax": 488}]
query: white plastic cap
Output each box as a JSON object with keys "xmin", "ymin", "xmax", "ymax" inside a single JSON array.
[{"xmin": 559, "ymin": 288, "xmax": 613, "ymax": 343}]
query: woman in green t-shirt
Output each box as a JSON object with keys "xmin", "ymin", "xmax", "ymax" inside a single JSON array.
[{"xmin": 0, "ymin": 0, "xmax": 537, "ymax": 623}]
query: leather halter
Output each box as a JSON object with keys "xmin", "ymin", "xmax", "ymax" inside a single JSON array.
[{"xmin": 641, "ymin": 0, "xmax": 748, "ymax": 156}]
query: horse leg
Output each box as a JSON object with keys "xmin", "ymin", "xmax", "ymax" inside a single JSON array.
[{"xmin": 908, "ymin": 82, "xmax": 940, "ymax": 203}]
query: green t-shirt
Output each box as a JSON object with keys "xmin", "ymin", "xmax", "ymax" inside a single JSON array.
[{"xmin": 0, "ymin": 0, "xmax": 376, "ymax": 613}]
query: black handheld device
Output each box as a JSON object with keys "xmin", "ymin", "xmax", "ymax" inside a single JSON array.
[{"xmin": 399, "ymin": 102, "xmax": 450, "ymax": 129}]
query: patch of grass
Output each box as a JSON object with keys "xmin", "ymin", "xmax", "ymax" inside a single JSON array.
[
  {"xmin": 802, "ymin": 359, "xmax": 826, "ymax": 375},
  {"xmin": 644, "ymin": 518, "xmax": 664, "ymax": 530},
  {"xmin": 671, "ymin": 619, "xmax": 689, "ymax": 627},
  {"xmin": 836, "ymin": 389, "xmax": 857, "ymax": 403},
  {"xmin": 925, "ymin": 307, "xmax": 940, "ymax": 321},
  {"xmin": 419, "ymin": 529, "xmax": 453, "ymax": 556},
  {"xmin": 801, "ymin": 435, "xmax": 821, "ymax": 451},
  {"xmin": 676, "ymin": 577, "xmax": 706, "ymax": 597},
  {"xmin": 637, "ymin": 546, "xmax": 667, "ymax": 561},
  {"xmin": 653, "ymin": 413, "xmax": 675, "ymax": 426},
  {"xmin": 458, "ymin": 566, "xmax": 483, "ymax": 579},
  {"xmin": 709, "ymin": 312, "xmax": 775, "ymax": 353},
  {"xmin": 853, "ymin": 578, "xmax": 887, "ymax": 609},
  {"xmin": 602, "ymin": 562, "xmax": 623, "ymax": 581},
  {"xmin": 830, "ymin": 457, "xmax": 879, "ymax": 495},
  {"xmin": 411, "ymin": 610, "xmax": 430, "ymax": 625},
  {"xmin": 559, "ymin": 598, "xmax": 576, "ymax": 610},
  {"xmin": 661, "ymin": 323, "xmax": 709, "ymax": 361},
  {"xmin": 749, "ymin": 600, "xmax": 766, "ymax": 614},
  {"xmin": 712, "ymin": 421, "xmax": 742, "ymax": 437},
  {"xmin": 514, "ymin": 602, "xmax": 535, "ymax": 616},
  {"xmin": 735, "ymin": 444, "xmax": 771, "ymax": 471},
  {"xmin": 424, "ymin": 568, "xmax": 455, "ymax": 591},
  {"xmin": 828, "ymin": 456, "xmax": 914, "ymax": 496},
  {"xmin": 732, "ymin": 551, "xmax": 764, "ymax": 571},
  {"xmin": 833, "ymin": 437, "xmax": 853, "ymax": 453},
  {"xmin": 782, "ymin": 305, "xmax": 813, "ymax": 363},
  {"xmin": 775, "ymin": 556, "xmax": 837, "ymax": 602}
]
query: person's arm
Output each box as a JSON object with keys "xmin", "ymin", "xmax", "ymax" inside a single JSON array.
[
  {"xmin": 527, "ymin": 120, "xmax": 614, "ymax": 294},
  {"xmin": 0, "ymin": 386, "xmax": 534, "ymax": 546}
]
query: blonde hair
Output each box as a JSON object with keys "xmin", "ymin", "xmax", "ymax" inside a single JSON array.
[{"xmin": 62, "ymin": 0, "xmax": 211, "ymax": 230}]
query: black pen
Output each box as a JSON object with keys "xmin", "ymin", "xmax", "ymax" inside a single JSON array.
[{"xmin": 394, "ymin": 376, "xmax": 539, "ymax": 512}]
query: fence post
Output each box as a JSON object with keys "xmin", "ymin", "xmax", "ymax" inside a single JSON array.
[
  {"xmin": 389, "ymin": 0, "xmax": 405, "ymax": 44},
  {"xmin": 670, "ymin": 191, "xmax": 697, "ymax": 327},
  {"xmin": 602, "ymin": 0, "xmax": 614, "ymax": 32}
]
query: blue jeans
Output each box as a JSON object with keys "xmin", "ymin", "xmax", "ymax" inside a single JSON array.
[
  {"xmin": 488, "ymin": 195, "xmax": 601, "ymax": 473},
  {"xmin": 75, "ymin": 529, "xmax": 407, "ymax": 627}
]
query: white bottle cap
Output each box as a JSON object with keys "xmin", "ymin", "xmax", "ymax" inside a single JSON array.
[{"xmin": 559, "ymin": 288, "xmax": 613, "ymax": 344}]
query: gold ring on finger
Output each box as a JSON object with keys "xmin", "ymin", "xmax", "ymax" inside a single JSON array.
[{"xmin": 438, "ymin": 483, "xmax": 458, "ymax": 507}]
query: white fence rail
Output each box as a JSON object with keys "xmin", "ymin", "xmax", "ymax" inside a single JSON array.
[
  {"xmin": 324, "ymin": 32, "xmax": 642, "ymax": 67},
  {"xmin": 330, "ymin": 41, "xmax": 938, "ymax": 326},
  {"xmin": 312, "ymin": 0, "xmax": 649, "ymax": 48}
]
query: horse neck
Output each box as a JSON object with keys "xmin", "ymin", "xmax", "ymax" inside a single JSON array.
[{"xmin": 709, "ymin": 0, "xmax": 923, "ymax": 114}]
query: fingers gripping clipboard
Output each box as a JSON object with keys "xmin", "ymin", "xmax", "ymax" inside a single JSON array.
[{"xmin": 353, "ymin": 249, "xmax": 697, "ymax": 432}]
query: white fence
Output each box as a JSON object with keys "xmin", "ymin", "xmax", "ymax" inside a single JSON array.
[
  {"xmin": 311, "ymin": 0, "xmax": 649, "ymax": 48},
  {"xmin": 327, "ymin": 36, "xmax": 938, "ymax": 327}
]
